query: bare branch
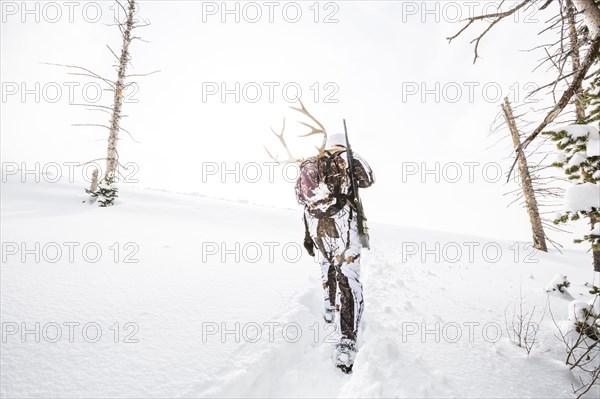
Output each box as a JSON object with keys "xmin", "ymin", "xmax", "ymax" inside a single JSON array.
[
  {"xmin": 41, "ymin": 62, "xmax": 115, "ymax": 87},
  {"xmin": 507, "ymin": 31, "xmax": 600, "ymax": 181},
  {"xmin": 72, "ymin": 123, "xmax": 111, "ymax": 130},
  {"xmin": 125, "ymin": 69, "xmax": 161, "ymax": 78},
  {"xmin": 119, "ymin": 125, "xmax": 141, "ymax": 143},
  {"xmin": 106, "ymin": 44, "xmax": 120, "ymax": 63},
  {"xmin": 447, "ymin": 0, "xmax": 535, "ymax": 63}
]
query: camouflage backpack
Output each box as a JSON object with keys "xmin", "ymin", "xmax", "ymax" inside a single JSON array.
[{"xmin": 295, "ymin": 150, "xmax": 351, "ymax": 218}]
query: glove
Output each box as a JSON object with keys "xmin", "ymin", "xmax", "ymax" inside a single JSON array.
[{"xmin": 304, "ymin": 232, "xmax": 315, "ymax": 257}]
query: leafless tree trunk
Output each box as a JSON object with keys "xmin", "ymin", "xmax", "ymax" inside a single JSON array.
[
  {"xmin": 571, "ymin": 0, "xmax": 600, "ymax": 38},
  {"xmin": 567, "ymin": 0, "xmax": 587, "ymax": 123},
  {"xmin": 502, "ymin": 97, "xmax": 548, "ymax": 252},
  {"xmin": 105, "ymin": 0, "xmax": 135, "ymax": 185},
  {"xmin": 89, "ymin": 168, "xmax": 99, "ymax": 193}
]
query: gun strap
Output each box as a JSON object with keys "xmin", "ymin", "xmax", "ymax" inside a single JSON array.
[{"xmin": 303, "ymin": 212, "xmax": 311, "ymax": 239}]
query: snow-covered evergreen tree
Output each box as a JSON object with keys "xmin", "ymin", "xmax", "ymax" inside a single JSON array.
[
  {"xmin": 86, "ymin": 174, "xmax": 119, "ymax": 207},
  {"xmin": 546, "ymin": 77, "xmax": 600, "ymax": 271}
]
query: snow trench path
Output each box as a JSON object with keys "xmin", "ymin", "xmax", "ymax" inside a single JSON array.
[
  {"xmin": 183, "ymin": 230, "xmax": 577, "ymax": 398},
  {"xmin": 182, "ymin": 255, "xmax": 414, "ymax": 398}
]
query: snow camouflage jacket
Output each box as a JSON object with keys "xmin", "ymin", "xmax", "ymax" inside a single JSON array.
[{"xmin": 295, "ymin": 149, "xmax": 374, "ymax": 219}]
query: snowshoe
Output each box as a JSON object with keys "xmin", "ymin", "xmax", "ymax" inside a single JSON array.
[{"xmin": 333, "ymin": 339, "xmax": 356, "ymax": 374}]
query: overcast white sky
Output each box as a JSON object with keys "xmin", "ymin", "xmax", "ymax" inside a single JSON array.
[{"xmin": 2, "ymin": 0, "xmax": 579, "ymax": 242}]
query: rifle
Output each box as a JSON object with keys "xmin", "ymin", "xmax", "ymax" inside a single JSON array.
[{"xmin": 343, "ymin": 119, "xmax": 370, "ymax": 250}]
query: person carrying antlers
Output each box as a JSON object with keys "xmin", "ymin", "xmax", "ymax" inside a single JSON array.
[{"xmin": 267, "ymin": 101, "xmax": 375, "ymax": 374}]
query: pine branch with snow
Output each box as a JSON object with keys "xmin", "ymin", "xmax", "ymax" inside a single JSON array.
[{"xmin": 545, "ymin": 121, "xmax": 600, "ymax": 271}]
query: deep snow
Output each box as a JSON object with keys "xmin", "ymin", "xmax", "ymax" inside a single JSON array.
[{"xmin": 1, "ymin": 179, "xmax": 599, "ymax": 398}]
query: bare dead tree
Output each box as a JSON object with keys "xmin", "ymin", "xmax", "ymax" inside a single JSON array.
[
  {"xmin": 103, "ymin": 0, "xmax": 136, "ymax": 199},
  {"xmin": 502, "ymin": 97, "xmax": 549, "ymax": 251},
  {"xmin": 490, "ymin": 102, "xmax": 569, "ymax": 251},
  {"xmin": 46, "ymin": 0, "xmax": 157, "ymax": 205}
]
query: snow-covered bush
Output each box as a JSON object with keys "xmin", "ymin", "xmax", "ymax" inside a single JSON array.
[
  {"xmin": 567, "ymin": 298, "xmax": 599, "ymax": 341},
  {"xmin": 86, "ymin": 175, "xmax": 119, "ymax": 207},
  {"xmin": 545, "ymin": 274, "xmax": 571, "ymax": 294}
]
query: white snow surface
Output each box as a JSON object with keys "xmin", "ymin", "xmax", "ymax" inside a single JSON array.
[
  {"xmin": 567, "ymin": 152, "xmax": 588, "ymax": 168},
  {"xmin": 559, "ymin": 124, "xmax": 600, "ymax": 140},
  {"xmin": 563, "ymin": 183, "xmax": 600, "ymax": 212},
  {"xmin": 1, "ymin": 179, "xmax": 599, "ymax": 398},
  {"xmin": 588, "ymin": 137, "xmax": 600, "ymax": 157},
  {"xmin": 552, "ymin": 152, "xmax": 567, "ymax": 165}
]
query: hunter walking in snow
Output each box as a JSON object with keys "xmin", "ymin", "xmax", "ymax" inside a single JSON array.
[
  {"xmin": 296, "ymin": 128, "xmax": 374, "ymax": 374},
  {"xmin": 266, "ymin": 101, "xmax": 375, "ymax": 373}
]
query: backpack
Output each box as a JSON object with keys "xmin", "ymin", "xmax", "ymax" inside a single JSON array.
[{"xmin": 295, "ymin": 150, "xmax": 350, "ymax": 218}]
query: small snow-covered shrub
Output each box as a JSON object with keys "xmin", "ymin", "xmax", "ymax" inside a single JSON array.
[
  {"xmin": 545, "ymin": 274, "xmax": 571, "ymax": 293},
  {"xmin": 87, "ymin": 175, "xmax": 119, "ymax": 207},
  {"xmin": 568, "ymin": 299, "xmax": 599, "ymax": 341}
]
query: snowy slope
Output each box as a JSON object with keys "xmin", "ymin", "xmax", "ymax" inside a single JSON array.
[{"xmin": 1, "ymin": 179, "xmax": 598, "ymax": 398}]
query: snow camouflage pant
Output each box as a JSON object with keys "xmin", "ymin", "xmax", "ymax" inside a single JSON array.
[{"xmin": 305, "ymin": 203, "xmax": 364, "ymax": 343}]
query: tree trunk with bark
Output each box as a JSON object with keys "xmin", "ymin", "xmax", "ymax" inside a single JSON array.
[
  {"xmin": 105, "ymin": 0, "xmax": 135, "ymax": 185},
  {"xmin": 571, "ymin": 0, "xmax": 600, "ymax": 38},
  {"xmin": 567, "ymin": 0, "xmax": 587, "ymax": 123},
  {"xmin": 502, "ymin": 97, "xmax": 548, "ymax": 252}
]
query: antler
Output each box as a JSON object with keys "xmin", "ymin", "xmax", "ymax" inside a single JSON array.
[
  {"xmin": 264, "ymin": 118, "xmax": 300, "ymax": 163},
  {"xmin": 290, "ymin": 99, "xmax": 328, "ymax": 154},
  {"xmin": 264, "ymin": 100, "xmax": 328, "ymax": 163}
]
